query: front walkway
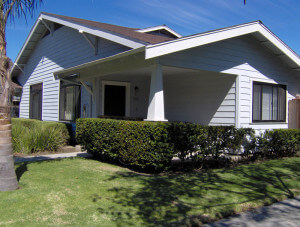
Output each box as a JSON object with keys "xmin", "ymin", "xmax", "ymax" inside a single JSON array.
[
  {"xmin": 14, "ymin": 151, "xmax": 93, "ymax": 163},
  {"xmin": 205, "ymin": 196, "xmax": 300, "ymax": 227}
]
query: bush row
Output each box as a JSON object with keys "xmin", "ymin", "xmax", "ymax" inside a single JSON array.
[
  {"xmin": 76, "ymin": 118, "xmax": 300, "ymax": 171},
  {"xmin": 12, "ymin": 118, "xmax": 70, "ymax": 154}
]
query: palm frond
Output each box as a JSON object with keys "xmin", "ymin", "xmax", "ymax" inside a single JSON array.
[{"xmin": 1, "ymin": 0, "xmax": 43, "ymax": 25}]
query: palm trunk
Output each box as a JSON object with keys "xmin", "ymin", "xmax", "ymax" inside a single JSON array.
[{"xmin": 0, "ymin": 19, "xmax": 18, "ymax": 191}]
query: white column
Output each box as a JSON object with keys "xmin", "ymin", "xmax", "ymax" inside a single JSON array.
[{"xmin": 146, "ymin": 63, "xmax": 167, "ymax": 121}]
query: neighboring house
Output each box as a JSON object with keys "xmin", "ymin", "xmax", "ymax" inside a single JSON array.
[{"xmin": 11, "ymin": 12, "xmax": 300, "ymax": 131}]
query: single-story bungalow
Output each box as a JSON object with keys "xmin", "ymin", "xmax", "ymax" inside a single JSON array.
[{"xmin": 11, "ymin": 12, "xmax": 300, "ymax": 131}]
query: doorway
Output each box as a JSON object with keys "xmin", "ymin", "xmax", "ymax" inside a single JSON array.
[{"xmin": 102, "ymin": 81, "xmax": 130, "ymax": 117}]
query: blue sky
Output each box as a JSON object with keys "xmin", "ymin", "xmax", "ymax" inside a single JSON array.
[{"xmin": 7, "ymin": 0, "xmax": 300, "ymax": 62}]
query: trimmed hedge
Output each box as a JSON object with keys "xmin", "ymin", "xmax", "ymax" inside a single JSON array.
[
  {"xmin": 76, "ymin": 118, "xmax": 174, "ymax": 171},
  {"xmin": 12, "ymin": 118, "xmax": 70, "ymax": 154},
  {"xmin": 257, "ymin": 129, "xmax": 300, "ymax": 158},
  {"xmin": 168, "ymin": 122, "xmax": 255, "ymax": 161},
  {"xmin": 76, "ymin": 118, "xmax": 300, "ymax": 172},
  {"xmin": 76, "ymin": 119, "xmax": 254, "ymax": 170}
]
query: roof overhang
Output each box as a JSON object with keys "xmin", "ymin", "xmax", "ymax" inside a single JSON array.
[
  {"xmin": 53, "ymin": 47, "xmax": 147, "ymax": 79},
  {"xmin": 11, "ymin": 12, "xmax": 145, "ymax": 76},
  {"xmin": 137, "ymin": 25, "xmax": 182, "ymax": 38},
  {"xmin": 145, "ymin": 21, "xmax": 300, "ymax": 71}
]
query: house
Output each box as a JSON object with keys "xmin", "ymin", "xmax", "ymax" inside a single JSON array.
[{"xmin": 11, "ymin": 12, "xmax": 300, "ymax": 131}]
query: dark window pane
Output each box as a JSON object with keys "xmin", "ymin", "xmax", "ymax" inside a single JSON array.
[
  {"xmin": 278, "ymin": 86, "xmax": 286, "ymax": 121},
  {"xmin": 253, "ymin": 84, "xmax": 261, "ymax": 121}
]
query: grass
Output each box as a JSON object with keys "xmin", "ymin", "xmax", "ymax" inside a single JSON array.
[{"xmin": 1, "ymin": 157, "xmax": 299, "ymax": 226}]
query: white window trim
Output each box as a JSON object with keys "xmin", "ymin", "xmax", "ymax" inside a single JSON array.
[
  {"xmin": 249, "ymin": 78, "xmax": 288, "ymax": 124},
  {"xmin": 101, "ymin": 80, "xmax": 131, "ymax": 117}
]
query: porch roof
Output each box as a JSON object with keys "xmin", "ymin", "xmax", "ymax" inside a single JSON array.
[{"xmin": 53, "ymin": 47, "xmax": 147, "ymax": 80}]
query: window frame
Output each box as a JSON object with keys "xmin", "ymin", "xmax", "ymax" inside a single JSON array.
[
  {"xmin": 59, "ymin": 82, "xmax": 81, "ymax": 122},
  {"xmin": 252, "ymin": 81, "xmax": 286, "ymax": 123}
]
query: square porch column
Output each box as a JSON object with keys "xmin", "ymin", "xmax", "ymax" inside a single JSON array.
[{"xmin": 145, "ymin": 63, "xmax": 167, "ymax": 121}]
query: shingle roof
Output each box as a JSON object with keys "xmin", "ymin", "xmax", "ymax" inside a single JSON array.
[{"xmin": 42, "ymin": 12, "xmax": 176, "ymax": 45}]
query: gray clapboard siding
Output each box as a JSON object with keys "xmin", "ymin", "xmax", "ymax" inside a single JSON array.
[
  {"xmin": 160, "ymin": 34, "xmax": 299, "ymax": 128},
  {"xmin": 19, "ymin": 25, "xmax": 130, "ymax": 121},
  {"xmin": 163, "ymin": 72, "xmax": 236, "ymax": 125}
]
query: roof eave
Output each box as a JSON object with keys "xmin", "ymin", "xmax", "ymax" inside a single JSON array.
[{"xmin": 145, "ymin": 21, "xmax": 300, "ymax": 70}]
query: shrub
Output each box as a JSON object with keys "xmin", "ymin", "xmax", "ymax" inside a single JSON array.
[
  {"xmin": 258, "ymin": 129, "xmax": 300, "ymax": 158},
  {"xmin": 76, "ymin": 118, "xmax": 299, "ymax": 172},
  {"xmin": 166, "ymin": 123, "xmax": 255, "ymax": 161},
  {"xmin": 12, "ymin": 118, "xmax": 70, "ymax": 154},
  {"xmin": 76, "ymin": 118, "xmax": 174, "ymax": 171}
]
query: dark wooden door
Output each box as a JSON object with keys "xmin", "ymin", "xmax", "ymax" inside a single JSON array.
[{"xmin": 30, "ymin": 83, "xmax": 43, "ymax": 120}]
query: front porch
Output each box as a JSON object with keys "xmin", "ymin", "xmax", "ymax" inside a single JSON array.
[{"xmin": 54, "ymin": 49, "xmax": 237, "ymax": 126}]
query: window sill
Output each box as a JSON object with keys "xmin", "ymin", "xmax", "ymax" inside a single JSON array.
[{"xmin": 250, "ymin": 122, "xmax": 287, "ymax": 125}]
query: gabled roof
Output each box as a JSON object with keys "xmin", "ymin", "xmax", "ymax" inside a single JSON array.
[
  {"xmin": 42, "ymin": 13, "xmax": 176, "ymax": 45},
  {"xmin": 11, "ymin": 12, "xmax": 177, "ymax": 75},
  {"xmin": 146, "ymin": 21, "xmax": 300, "ymax": 70}
]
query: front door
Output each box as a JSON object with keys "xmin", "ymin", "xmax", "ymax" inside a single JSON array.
[
  {"xmin": 30, "ymin": 83, "xmax": 43, "ymax": 120},
  {"xmin": 104, "ymin": 85, "xmax": 126, "ymax": 116}
]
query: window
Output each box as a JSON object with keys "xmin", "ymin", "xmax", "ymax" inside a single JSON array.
[
  {"xmin": 252, "ymin": 82, "xmax": 286, "ymax": 122},
  {"xmin": 30, "ymin": 83, "xmax": 43, "ymax": 120},
  {"xmin": 59, "ymin": 82, "xmax": 81, "ymax": 121}
]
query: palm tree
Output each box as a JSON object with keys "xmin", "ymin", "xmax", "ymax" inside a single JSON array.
[{"xmin": 0, "ymin": 0, "xmax": 43, "ymax": 191}]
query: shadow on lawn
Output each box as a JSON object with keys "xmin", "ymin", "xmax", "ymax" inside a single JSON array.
[
  {"xmin": 94, "ymin": 159, "xmax": 300, "ymax": 226},
  {"xmin": 15, "ymin": 162, "xmax": 28, "ymax": 182}
]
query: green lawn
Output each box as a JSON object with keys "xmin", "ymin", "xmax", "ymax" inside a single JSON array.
[{"xmin": 1, "ymin": 157, "xmax": 300, "ymax": 226}]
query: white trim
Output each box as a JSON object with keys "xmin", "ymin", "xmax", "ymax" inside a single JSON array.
[
  {"xmin": 79, "ymin": 31, "xmax": 98, "ymax": 55},
  {"xmin": 137, "ymin": 25, "xmax": 182, "ymax": 38},
  {"xmin": 235, "ymin": 75, "xmax": 240, "ymax": 128},
  {"xmin": 145, "ymin": 21, "xmax": 300, "ymax": 69},
  {"xmin": 11, "ymin": 17, "xmax": 42, "ymax": 74},
  {"xmin": 79, "ymin": 80, "xmax": 93, "ymax": 96},
  {"xmin": 101, "ymin": 80, "xmax": 131, "ymax": 117},
  {"xmin": 39, "ymin": 18, "xmax": 53, "ymax": 35}
]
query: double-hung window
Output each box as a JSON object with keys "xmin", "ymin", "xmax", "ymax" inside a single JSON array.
[
  {"xmin": 252, "ymin": 82, "xmax": 286, "ymax": 122},
  {"xmin": 59, "ymin": 82, "xmax": 81, "ymax": 121}
]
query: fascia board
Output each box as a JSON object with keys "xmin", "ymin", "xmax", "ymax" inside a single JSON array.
[
  {"xmin": 145, "ymin": 23, "xmax": 259, "ymax": 59},
  {"xmin": 145, "ymin": 23, "xmax": 300, "ymax": 69},
  {"xmin": 137, "ymin": 25, "xmax": 182, "ymax": 38},
  {"xmin": 11, "ymin": 16, "xmax": 42, "ymax": 74},
  {"xmin": 256, "ymin": 25, "xmax": 300, "ymax": 67},
  {"xmin": 40, "ymin": 14, "xmax": 145, "ymax": 49}
]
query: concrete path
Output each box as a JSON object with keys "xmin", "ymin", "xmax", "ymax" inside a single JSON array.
[
  {"xmin": 205, "ymin": 196, "xmax": 300, "ymax": 227},
  {"xmin": 14, "ymin": 151, "xmax": 93, "ymax": 163}
]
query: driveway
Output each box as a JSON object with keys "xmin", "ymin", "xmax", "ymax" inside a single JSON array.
[{"xmin": 205, "ymin": 196, "xmax": 300, "ymax": 227}]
